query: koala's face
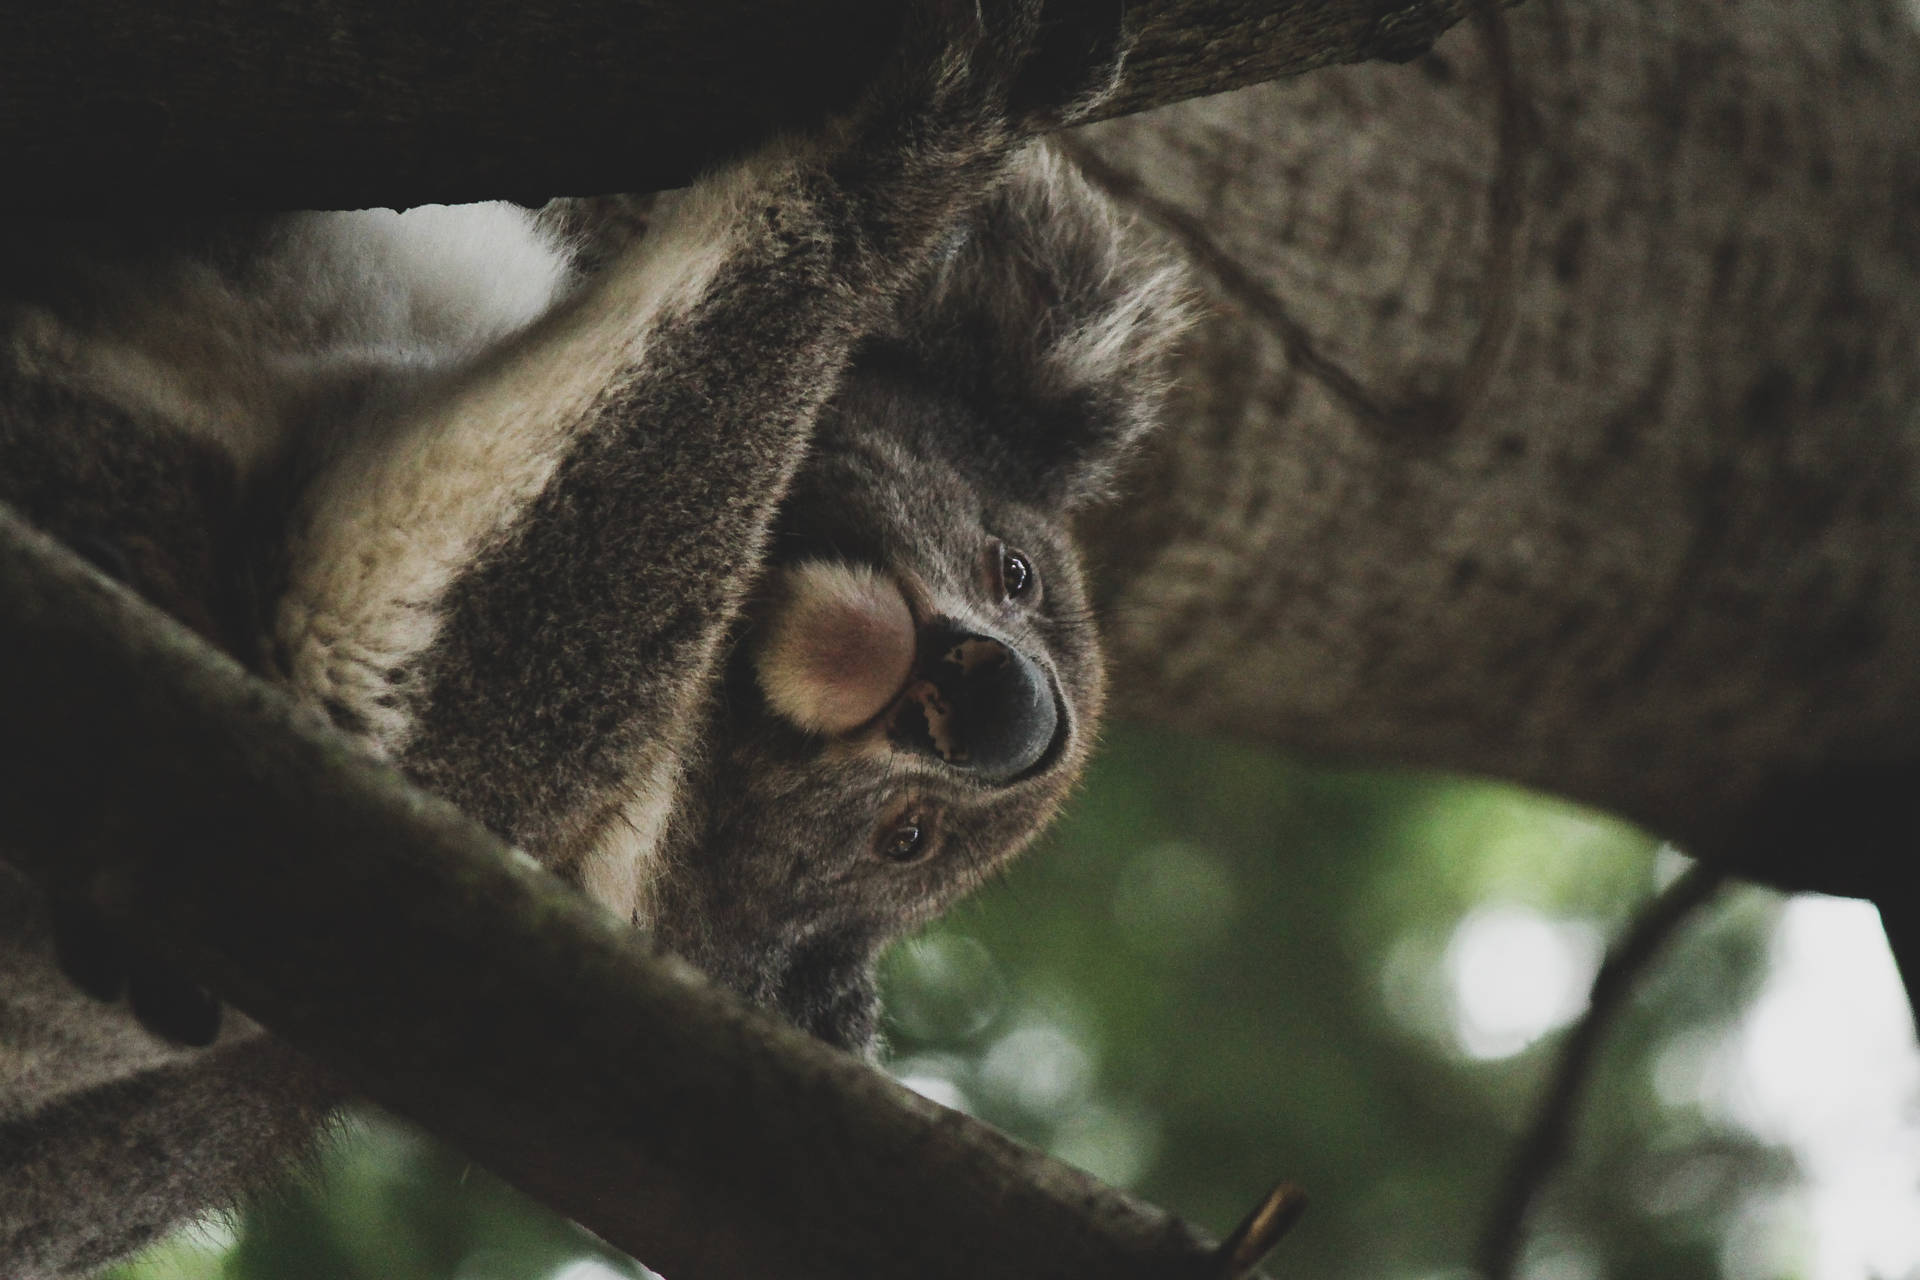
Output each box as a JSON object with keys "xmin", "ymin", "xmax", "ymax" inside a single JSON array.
[
  {"xmin": 649, "ymin": 373, "xmax": 1107, "ymax": 1052},
  {"xmin": 638, "ymin": 145, "xmax": 1190, "ymax": 1052}
]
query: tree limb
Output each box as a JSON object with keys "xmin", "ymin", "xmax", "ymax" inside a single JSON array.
[
  {"xmin": 1077, "ymin": 0, "xmax": 1920, "ymax": 902},
  {"xmin": 0, "ymin": 0, "xmax": 1478, "ymax": 212},
  {"xmin": 0, "ymin": 506, "xmax": 1275, "ymax": 1280}
]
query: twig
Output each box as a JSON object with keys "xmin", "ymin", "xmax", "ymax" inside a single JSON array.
[
  {"xmin": 1476, "ymin": 861, "xmax": 1728, "ymax": 1280},
  {"xmin": 1876, "ymin": 898, "xmax": 1920, "ymax": 1040},
  {"xmin": 1212, "ymin": 1181, "xmax": 1308, "ymax": 1279}
]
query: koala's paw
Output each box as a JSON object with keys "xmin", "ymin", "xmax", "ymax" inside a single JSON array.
[
  {"xmin": 1001, "ymin": 0, "xmax": 1133, "ymax": 129},
  {"xmin": 872, "ymin": 0, "xmax": 1132, "ymax": 152},
  {"xmin": 51, "ymin": 896, "xmax": 224, "ymax": 1048},
  {"xmin": 130, "ymin": 967, "xmax": 223, "ymax": 1047}
]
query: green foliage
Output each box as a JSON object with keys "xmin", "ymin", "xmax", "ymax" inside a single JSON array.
[
  {"xmin": 108, "ymin": 727, "xmax": 1792, "ymax": 1280},
  {"xmin": 107, "ymin": 1121, "xmax": 643, "ymax": 1280},
  {"xmin": 883, "ymin": 729, "xmax": 1787, "ymax": 1279}
]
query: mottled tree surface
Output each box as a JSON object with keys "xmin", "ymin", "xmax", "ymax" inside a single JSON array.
[{"xmin": 1083, "ymin": 0, "xmax": 1920, "ymax": 905}]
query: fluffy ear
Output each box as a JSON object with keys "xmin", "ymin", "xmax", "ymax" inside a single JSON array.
[{"xmin": 865, "ymin": 139, "xmax": 1194, "ymax": 510}]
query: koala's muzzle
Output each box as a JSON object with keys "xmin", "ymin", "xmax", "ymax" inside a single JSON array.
[{"xmin": 889, "ymin": 627, "xmax": 1060, "ymax": 782}]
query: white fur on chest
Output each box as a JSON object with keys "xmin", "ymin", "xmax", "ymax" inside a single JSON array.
[{"xmin": 262, "ymin": 203, "xmax": 574, "ymax": 373}]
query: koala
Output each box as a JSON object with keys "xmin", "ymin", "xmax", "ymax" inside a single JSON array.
[{"xmin": 0, "ymin": 5, "xmax": 1189, "ymax": 1276}]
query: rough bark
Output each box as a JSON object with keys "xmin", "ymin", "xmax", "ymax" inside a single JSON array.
[
  {"xmin": 0, "ymin": 510, "xmax": 1275, "ymax": 1280},
  {"xmin": 1080, "ymin": 0, "xmax": 1920, "ymax": 902},
  {"xmin": 0, "ymin": 0, "xmax": 1475, "ymax": 212}
]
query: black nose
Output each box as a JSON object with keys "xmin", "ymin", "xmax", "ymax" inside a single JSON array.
[{"xmin": 889, "ymin": 629, "xmax": 1060, "ymax": 782}]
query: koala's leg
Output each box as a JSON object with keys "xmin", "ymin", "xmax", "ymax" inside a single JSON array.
[
  {"xmin": 0, "ymin": 1035, "xmax": 338, "ymax": 1280},
  {"xmin": 274, "ymin": 2, "xmax": 1129, "ymax": 918},
  {"xmin": 0, "ymin": 390, "xmax": 252, "ymax": 1053}
]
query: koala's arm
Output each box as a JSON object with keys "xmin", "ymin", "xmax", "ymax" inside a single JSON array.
[{"xmin": 272, "ymin": 6, "xmax": 1107, "ymax": 914}]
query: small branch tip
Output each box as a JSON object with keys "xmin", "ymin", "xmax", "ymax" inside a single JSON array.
[{"xmin": 1213, "ymin": 1180, "xmax": 1307, "ymax": 1278}]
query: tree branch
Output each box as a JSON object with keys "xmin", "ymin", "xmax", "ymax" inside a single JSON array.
[
  {"xmin": 0, "ymin": 0, "xmax": 1478, "ymax": 213},
  {"xmin": 1077, "ymin": 0, "xmax": 1920, "ymax": 902},
  {"xmin": 0, "ymin": 505, "xmax": 1277, "ymax": 1280},
  {"xmin": 1475, "ymin": 862, "xmax": 1728, "ymax": 1280}
]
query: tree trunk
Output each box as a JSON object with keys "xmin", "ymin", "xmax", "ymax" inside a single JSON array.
[{"xmin": 1080, "ymin": 0, "xmax": 1920, "ymax": 901}]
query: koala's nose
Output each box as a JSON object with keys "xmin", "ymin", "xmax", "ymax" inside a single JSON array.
[{"xmin": 890, "ymin": 628, "xmax": 1060, "ymax": 783}]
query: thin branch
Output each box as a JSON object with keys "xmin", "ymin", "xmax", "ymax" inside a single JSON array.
[
  {"xmin": 1061, "ymin": 0, "xmax": 1525, "ymax": 441},
  {"xmin": 1056, "ymin": 133, "xmax": 1409, "ymax": 431},
  {"xmin": 1212, "ymin": 1182, "xmax": 1309, "ymax": 1279},
  {"xmin": 1477, "ymin": 862, "xmax": 1729, "ymax": 1280},
  {"xmin": 0, "ymin": 505, "xmax": 1282, "ymax": 1280}
]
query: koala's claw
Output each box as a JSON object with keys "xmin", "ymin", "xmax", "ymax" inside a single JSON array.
[
  {"xmin": 50, "ymin": 895, "xmax": 223, "ymax": 1047},
  {"xmin": 1006, "ymin": 0, "xmax": 1133, "ymax": 128},
  {"xmin": 129, "ymin": 971, "xmax": 223, "ymax": 1048},
  {"xmin": 50, "ymin": 895, "xmax": 130, "ymax": 1004},
  {"xmin": 875, "ymin": 0, "xmax": 1131, "ymax": 145}
]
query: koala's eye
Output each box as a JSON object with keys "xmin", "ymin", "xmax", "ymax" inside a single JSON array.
[
  {"xmin": 1000, "ymin": 547, "xmax": 1036, "ymax": 601},
  {"xmin": 877, "ymin": 820, "xmax": 928, "ymax": 864}
]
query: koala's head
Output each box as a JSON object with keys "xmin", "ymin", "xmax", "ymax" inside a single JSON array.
[{"xmin": 650, "ymin": 144, "xmax": 1190, "ymax": 1052}]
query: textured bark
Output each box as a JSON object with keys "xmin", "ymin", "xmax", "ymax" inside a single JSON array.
[
  {"xmin": 0, "ymin": 510, "xmax": 1271, "ymax": 1280},
  {"xmin": 1079, "ymin": 0, "xmax": 1920, "ymax": 900},
  {"xmin": 0, "ymin": 0, "xmax": 1476, "ymax": 212}
]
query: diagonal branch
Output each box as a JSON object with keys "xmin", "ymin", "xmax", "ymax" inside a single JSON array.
[{"xmin": 0, "ymin": 504, "xmax": 1278, "ymax": 1280}]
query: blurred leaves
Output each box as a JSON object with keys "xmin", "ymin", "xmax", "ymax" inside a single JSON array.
[
  {"xmin": 105, "ymin": 1119, "xmax": 647, "ymax": 1280},
  {"xmin": 881, "ymin": 727, "xmax": 1791, "ymax": 1279}
]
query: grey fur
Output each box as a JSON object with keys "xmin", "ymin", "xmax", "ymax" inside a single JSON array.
[{"xmin": 0, "ymin": 7, "xmax": 1190, "ymax": 1274}]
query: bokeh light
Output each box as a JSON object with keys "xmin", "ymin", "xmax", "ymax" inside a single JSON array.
[
  {"xmin": 1709, "ymin": 897, "xmax": 1920, "ymax": 1280},
  {"xmin": 1444, "ymin": 906, "xmax": 1603, "ymax": 1059}
]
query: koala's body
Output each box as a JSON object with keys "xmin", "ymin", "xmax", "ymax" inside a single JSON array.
[{"xmin": 0, "ymin": 9, "xmax": 1188, "ymax": 1276}]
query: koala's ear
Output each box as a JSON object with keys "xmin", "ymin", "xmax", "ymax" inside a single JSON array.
[{"xmin": 876, "ymin": 140, "xmax": 1195, "ymax": 510}]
